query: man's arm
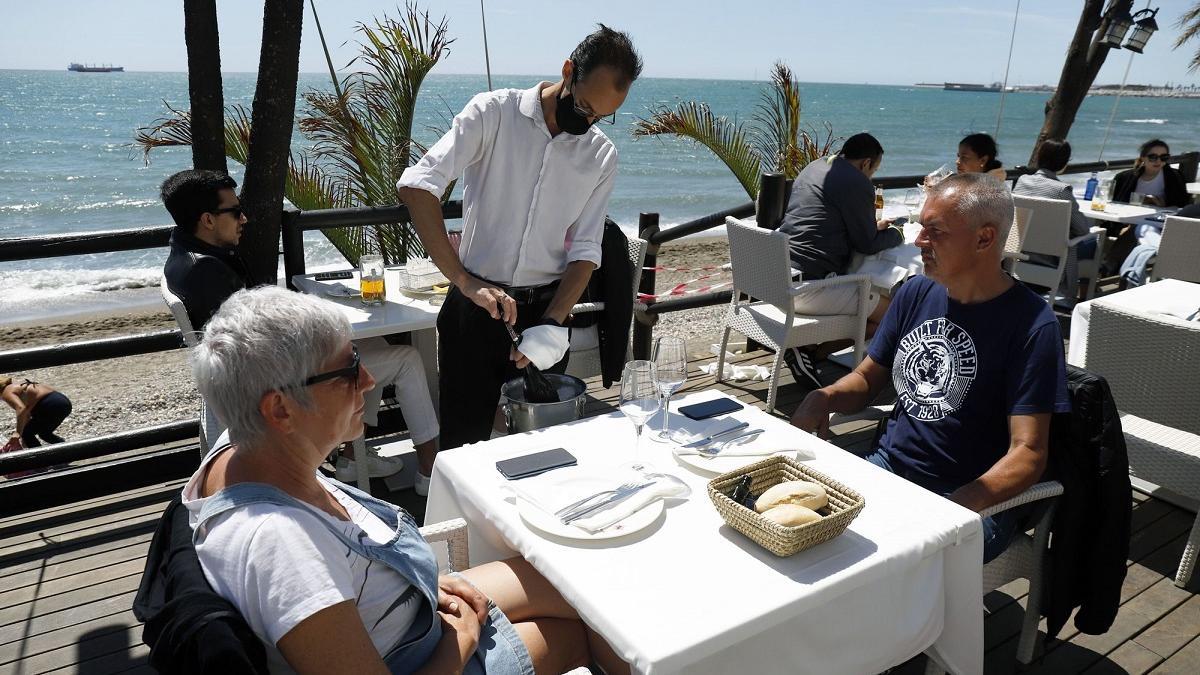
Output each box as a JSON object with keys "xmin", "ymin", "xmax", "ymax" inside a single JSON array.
[
  {"xmin": 3, "ymin": 389, "xmax": 26, "ymax": 438},
  {"xmin": 840, "ymin": 182, "xmax": 903, "ymax": 255},
  {"xmin": 790, "ymin": 356, "xmax": 891, "ymax": 436},
  {"xmin": 948, "ymin": 413, "xmax": 1050, "ymax": 512}
]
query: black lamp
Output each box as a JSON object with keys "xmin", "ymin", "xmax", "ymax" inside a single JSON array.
[
  {"xmin": 1123, "ymin": 8, "xmax": 1160, "ymax": 53},
  {"xmin": 1101, "ymin": 8, "xmax": 1134, "ymax": 48}
]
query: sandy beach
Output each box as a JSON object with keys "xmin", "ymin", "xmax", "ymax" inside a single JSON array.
[{"xmin": 0, "ymin": 237, "xmax": 732, "ymax": 444}]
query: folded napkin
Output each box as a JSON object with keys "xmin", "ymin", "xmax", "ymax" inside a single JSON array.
[
  {"xmin": 569, "ymin": 480, "xmax": 687, "ymax": 533},
  {"xmin": 517, "ymin": 324, "xmax": 570, "ymax": 370},
  {"xmin": 667, "ymin": 417, "xmax": 746, "ymax": 446},
  {"xmin": 508, "ymin": 471, "xmax": 688, "ymax": 534}
]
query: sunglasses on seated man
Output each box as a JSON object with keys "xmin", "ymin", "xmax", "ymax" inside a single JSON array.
[{"xmin": 211, "ymin": 205, "xmax": 245, "ymax": 219}]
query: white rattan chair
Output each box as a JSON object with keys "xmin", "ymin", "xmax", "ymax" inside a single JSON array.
[
  {"xmin": 1149, "ymin": 215, "xmax": 1200, "ymax": 283},
  {"xmin": 1011, "ymin": 194, "xmax": 1104, "ymax": 302},
  {"xmin": 720, "ymin": 218, "xmax": 871, "ymax": 411},
  {"xmin": 565, "ymin": 238, "xmax": 648, "ymax": 381},
  {"xmin": 1074, "ymin": 226, "xmax": 1108, "ymax": 301},
  {"xmin": 1086, "ymin": 301, "xmax": 1200, "ymax": 588},
  {"xmin": 420, "ymin": 517, "xmax": 470, "ymax": 573},
  {"xmin": 924, "ymin": 480, "xmax": 1065, "ymax": 673},
  {"xmin": 160, "ymin": 277, "xmax": 221, "ymax": 454}
]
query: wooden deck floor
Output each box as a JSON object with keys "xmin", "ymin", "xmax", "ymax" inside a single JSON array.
[{"xmin": 2, "ymin": 348, "xmax": 1197, "ymax": 674}]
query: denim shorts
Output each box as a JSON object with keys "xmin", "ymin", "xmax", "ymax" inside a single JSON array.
[{"xmin": 452, "ymin": 572, "xmax": 536, "ymax": 675}]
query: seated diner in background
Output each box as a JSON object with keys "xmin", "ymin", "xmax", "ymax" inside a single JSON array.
[
  {"xmin": 956, "ymin": 133, "xmax": 1008, "ymax": 181},
  {"xmin": 790, "ymin": 173, "xmax": 1071, "ymax": 563},
  {"xmin": 776, "ymin": 132, "xmax": 903, "ymax": 388},
  {"xmin": 181, "ymin": 286, "xmax": 626, "ymax": 674},
  {"xmin": 1110, "ymin": 138, "xmax": 1191, "ymax": 208},
  {"xmin": 1012, "ymin": 138, "xmax": 1096, "ymax": 301},
  {"xmin": 160, "ymin": 169, "xmax": 440, "ymax": 490}
]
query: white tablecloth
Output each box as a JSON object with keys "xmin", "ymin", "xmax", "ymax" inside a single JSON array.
[
  {"xmin": 851, "ymin": 220, "xmax": 925, "ymax": 290},
  {"xmin": 1068, "ymin": 279, "xmax": 1200, "ymax": 365},
  {"xmin": 1078, "ymin": 201, "xmax": 1161, "ymax": 224},
  {"xmin": 426, "ymin": 391, "xmax": 983, "ymax": 674}
]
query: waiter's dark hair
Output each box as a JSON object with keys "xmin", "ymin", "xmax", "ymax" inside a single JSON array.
[
  {"xmin": 161, "ymin": 169, "xmax": 238, "ymax": 233},
  {"xmin": 840, "ymin": 133, "xmax": 884, "ymax": 161},
  {"xmin": 1035, "ymin": 139, "xmax": 1071, "ymax": 172},
  {"xmin": 570, "ymin": 24, "xmax": 643, "ymax": 90}
]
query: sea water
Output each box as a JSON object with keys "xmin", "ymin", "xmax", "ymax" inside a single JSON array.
[{"xmin": 2, "ymin": 70, "xmax": 1198, "ymax": 323}]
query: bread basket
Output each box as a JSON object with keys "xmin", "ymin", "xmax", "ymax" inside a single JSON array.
[{"xmin": 708, "ymin": 455, "xmax": 865, "ymax": 556}]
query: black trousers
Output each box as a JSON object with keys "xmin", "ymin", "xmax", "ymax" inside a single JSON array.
[
  {"xmin": 21, "ymin": 391, "xmax": 72, "ymax": 447},
  {"xmin": 438, "ymin": 286, "xmax": 569, "ymax": 450}
]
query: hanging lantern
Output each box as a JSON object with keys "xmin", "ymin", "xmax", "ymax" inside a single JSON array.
[
  {"xmin": 1123, "ymin": 8, "xmax": 1160, "ymax": 54},
  {"xmin": 1101, "ymin": 8, "xmax": 1134, "ymax": 49}
]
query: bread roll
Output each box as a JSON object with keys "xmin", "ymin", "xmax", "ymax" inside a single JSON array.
[
  {"xmin": 761, "ymin": 504, "xmax": 822, "ymax": 527},
  {"xmin": 754, "ymin": 480, "xmax": 828, "ymax": 513}
]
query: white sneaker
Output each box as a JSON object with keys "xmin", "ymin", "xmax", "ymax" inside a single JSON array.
[
  {"xmin": 414, "ymin": 471, "xmax": 432, "ymax": 497},
  {"xmin": 334, "ymin": 452, "xmax": 404, "ymax": 482}
]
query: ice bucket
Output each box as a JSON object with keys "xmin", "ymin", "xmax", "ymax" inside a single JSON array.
[{"xmin": 500, "ymin": 373, "xmax": 587, "ymax": 434}]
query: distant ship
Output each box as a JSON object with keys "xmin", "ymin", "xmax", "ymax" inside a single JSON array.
[
  {"xmin": 944, "ymin": 82, "xmax": 1002, "ymax": 93},
  {"xmin": 67, "ymin": 63, "xmax": 124, "ymax": 73}
]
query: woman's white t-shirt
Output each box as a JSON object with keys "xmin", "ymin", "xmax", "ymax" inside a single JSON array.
[
  {"xmin": 181, "ymin": 448, "xmax": 423, "ymax": 674},
  {"xmin": 1137, "ymin": 170, "xmax": 1166, "ymax": 201}
]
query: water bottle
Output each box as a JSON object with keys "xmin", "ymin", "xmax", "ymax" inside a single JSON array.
[{"xmin": 1084, "ymin": 172, "xmax": 1099, "ymax": 201}]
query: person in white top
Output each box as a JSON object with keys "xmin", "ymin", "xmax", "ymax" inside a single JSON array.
[
  {"xmin": 182, "ymin": 286, "xmax": 628, "ymax": 674},
  {"xmin": 398, "ymin": 25, "xmax": 643, "ymax": 449}
]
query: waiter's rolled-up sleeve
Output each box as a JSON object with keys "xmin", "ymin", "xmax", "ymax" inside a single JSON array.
[
  {"xmin": 397, "ymin": 92, "xmax": 496, "ymax": 197},
  {"xmin": 564, "ymin": 150, "xmax": 617, "ymax": 269}
]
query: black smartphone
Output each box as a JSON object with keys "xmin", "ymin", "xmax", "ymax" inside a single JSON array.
[
  {"xmin": 891, "ymin": 216, "xmax": 909, "ymax": 227},
  {"xmin": 678, "ymin": 398, "xmax": 744, "ymax": 421},
  {"xmin": 315, "ymin": 270, "xmax": 354, "ymax": 281},
  {"xmin": 495, "ymin": 448, "xmax": 578, "ymax": 480}
]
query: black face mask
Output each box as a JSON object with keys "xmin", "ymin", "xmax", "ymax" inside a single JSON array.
[{"xmin": 555, "ymin": 85, "xmax": 593, "ymax": 136}]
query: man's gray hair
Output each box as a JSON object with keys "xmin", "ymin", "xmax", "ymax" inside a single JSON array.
[
  {"xmin": 927, "ymin": 172, "xmax": 1014, "ymax": 247},
  {"xmin": 192, "ymin": 286, "xmax": 351, "ymax": 446}
]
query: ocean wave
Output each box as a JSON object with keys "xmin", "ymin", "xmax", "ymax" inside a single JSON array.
[
  {"xmin": 1123, "ymin": 118, "xmax": 1167, "ymax": 124},
  {"xmin": 0, "ymin": 202, "xmax": 41, "ymax": 212},
  {"xmin": 71, "ymin": 198, "xmax": 159, "ymax": 211},
  {"xmin": 0, "ymin": 266, "xmax": 162, "ymax": 303}
]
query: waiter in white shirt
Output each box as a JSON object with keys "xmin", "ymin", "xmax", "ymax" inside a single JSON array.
[{"xmin": 397, "ymin": 25, "xmax": 642, "ymax": 449}]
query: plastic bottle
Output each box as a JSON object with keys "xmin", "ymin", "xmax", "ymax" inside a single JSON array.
[{"xmin": 1084, "ymin": 172, "xmax": 1099, "ymax": 201}]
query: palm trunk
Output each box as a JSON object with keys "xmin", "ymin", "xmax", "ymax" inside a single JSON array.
[
  {"xmin": 183, "ymin": 0, "xmax": 227, "ymax": 173},
  {"xmin": 1031, "ymin": 0, "xmax": 1132, "ymax": 165},
  {"xmin": 238, "ymin": 0, "xmax": 304, "ymax": 285}
]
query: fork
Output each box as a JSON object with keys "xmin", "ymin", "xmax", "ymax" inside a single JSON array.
[
  {"xmin": 691, "ymin": 428, "xmax": 766, "ymax": 457},
  {"xmin": 553, "ymin": 481, "xmax": 640, "ymax": 518}
]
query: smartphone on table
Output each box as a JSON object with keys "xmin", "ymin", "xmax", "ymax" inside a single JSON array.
[
  {"xmin": 678, "ymin": 398, "xmax": 744, "ymax": 421},
  {"xmin": 495, "ymin": 448, "xmax": 578, "ymax": 480}
]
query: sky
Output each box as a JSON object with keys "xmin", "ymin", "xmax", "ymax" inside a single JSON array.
[{"xmin": 3, "ymin": 0, "xmax": 1200, "ymax": 86}]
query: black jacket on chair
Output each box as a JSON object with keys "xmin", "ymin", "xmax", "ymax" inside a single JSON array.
[
  {"xmin": 1043, "ymin": 366, "xmax": 1131, "ymax": 639},
  {"xmin": 133, "ymin": 495, "xmax": 267, "ymax": 674},
  {"xmin": 574, "ymin": 220, "xmax": 636, "ymax": 388}
]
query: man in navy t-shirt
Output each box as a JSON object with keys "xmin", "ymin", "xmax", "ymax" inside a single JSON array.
[{"xmin": 791, "ymin": 173, "xmax": 1070, "ymax": 562}]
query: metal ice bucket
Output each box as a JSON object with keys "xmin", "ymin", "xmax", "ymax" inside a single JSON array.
[{"xmin": 500, "ymin": 373, "xmax": 587, "ymax": 434}]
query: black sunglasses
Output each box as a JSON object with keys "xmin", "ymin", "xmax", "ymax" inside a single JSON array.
[
  {"xmin": 1144, "ymin": 153, "xmax": 1170, "ymax": 162},
  {"xmin": 212, "ymin": 205, "xmax": 245, "ymax": 219},
  {"xmin": 301, "ymin": 346, "xmax": 360, "ymax": 388}
]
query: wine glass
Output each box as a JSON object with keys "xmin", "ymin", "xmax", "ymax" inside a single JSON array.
[
  {"xmin": 619, "ymin": 360, "xmax": 661, "ymax": 462},
  {"xmin": 903, "ymin": 188, "xmax": 923, "ymax": 223},
  {"xmin": 649, "ymin": 336, "xmax": 687, "ymax": 443}
]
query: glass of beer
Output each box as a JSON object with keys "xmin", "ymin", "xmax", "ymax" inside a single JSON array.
[{"xmin": 359, "ymin": 254, "xmax": 386, "ymax": 305}]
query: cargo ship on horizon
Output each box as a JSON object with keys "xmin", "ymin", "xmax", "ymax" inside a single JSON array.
[{"xmin": 67, "ymin": 63, "xmax": 124, "ymax": 73}]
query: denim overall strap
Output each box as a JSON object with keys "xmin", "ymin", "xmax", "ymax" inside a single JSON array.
[{"xmin": 193, "ymin": 481, "xmax": 443, "ymax": 671}]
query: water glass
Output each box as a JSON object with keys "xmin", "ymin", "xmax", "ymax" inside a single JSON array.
[
  {"xmin": 649, "ymin": 336, "xmax": 687, "ymax": 442},
  {"xmin": 1130, "ymin": 192, "xmax": 1145, "ymax": 206},
  {"xmin": 619, "ymin": 360, "xmax": 661, "ymax": 461},
  {"xmin": 359, "ymin": 254, "xmax": 385, "ymax": 305}
]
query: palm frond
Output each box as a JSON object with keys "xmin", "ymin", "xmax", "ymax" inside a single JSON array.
[
  {"xmin": 1175, "ymin": 5, "xmax": 1200, "ymax": 72},
  {"xmin": 750, "ymin": 62, "xmax": 806, "ymax": 179},
  {"xmin": 633, "ymin": 102, "xmax": 763, "ymax": 199}
]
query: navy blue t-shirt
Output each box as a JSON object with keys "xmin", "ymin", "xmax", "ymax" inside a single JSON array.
[{"xmin": 868, "ymin": 276, "xmax": 1071, "ymax": 489}]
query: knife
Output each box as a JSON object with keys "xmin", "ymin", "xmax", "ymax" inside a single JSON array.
[
  {"xmin": 680, "ymin": 421, "xmax": 750, "ymax": 448},
  {"xmin": 560, "ymin": 481, "xmax": 656, "ymax": 524}
]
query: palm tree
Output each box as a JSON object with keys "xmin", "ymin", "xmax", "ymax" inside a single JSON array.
[
  {"xmin": 138, "ymin": 2, "xmax": 453, "ymax": 266},
  {"xmin": 1176, "ymin": 2, "xmax": 1200, "ymax": 72},
  {"xmin": 631, "ymin": 62, "xmax": 835, "ymax": 200}
]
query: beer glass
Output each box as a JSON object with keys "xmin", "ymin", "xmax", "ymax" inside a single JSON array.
[{"xmin": 359, "ymin": 255, "xmax": 386, "ymax": 305}]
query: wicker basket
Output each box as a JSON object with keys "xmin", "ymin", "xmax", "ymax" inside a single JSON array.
[{"xmin": 708, "ymin": 455, "xmax": 865, "ymax": 557}]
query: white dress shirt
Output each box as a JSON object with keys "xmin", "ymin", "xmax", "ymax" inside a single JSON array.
[{"xmin": 398, "ymin": 83, "xmax": 616, "ymax": 287}]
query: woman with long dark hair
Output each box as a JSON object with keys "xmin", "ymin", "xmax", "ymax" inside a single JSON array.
[{"xmin": 1110, "ymin": 139, "xmax": 1190, "ymax": 207}]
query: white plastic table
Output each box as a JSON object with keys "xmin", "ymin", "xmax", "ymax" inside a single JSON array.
[
  {"xmin": 425, "ymin": 391, "xmax": 985, "ymax": 675},
  {"xmin": 1078, "ymin": 201, "xmax": 1160, "ymax": 224},
  {"xmin": 1068, "ymin": 279, "xmax": 1200, "ymax": 366},
  {"xmin": 1187, "ymin": 182, "xmax": 1199, "ymax": 196}
]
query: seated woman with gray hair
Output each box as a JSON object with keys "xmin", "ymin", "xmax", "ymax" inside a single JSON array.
[{"xmin": 182, "ymin": 286, "xmax": 625, "ymax": 674}]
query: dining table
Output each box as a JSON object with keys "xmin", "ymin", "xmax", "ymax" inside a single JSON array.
[
  {"xmin": 1067, "ymin": 278, "xmax": 1200, "ymax": 366},
  {"xmin": 1077, "ymin": 200, "xmax": 1162, "ymax": 224},
  {"xmin": 425, "ymin": 390, "xmax": 985, "ymax": 674}
]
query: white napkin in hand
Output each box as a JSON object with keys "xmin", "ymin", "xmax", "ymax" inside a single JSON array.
[{"xmin": 517, "ymin": 324, "xmax": 570, "ymax": 370}]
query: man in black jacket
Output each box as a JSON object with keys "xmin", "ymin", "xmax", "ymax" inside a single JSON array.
[{"xmin": 161, "ymin": 170, "xmax": 251, "ymax": 332}]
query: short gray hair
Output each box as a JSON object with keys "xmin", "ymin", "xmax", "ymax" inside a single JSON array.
[
  {"xmin": 192, "ymin": 286, "xmax": 351, "ymax": 446},
  {"xmin": 927, "ymin": 172, "xmax": 1014, "ymax": 247}
]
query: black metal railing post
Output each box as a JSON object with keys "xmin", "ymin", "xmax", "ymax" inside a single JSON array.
[
  {"xmin": 633, "ymin": 212, "xmax": 660, "ymax": 361},
  {"xmin": 756, "ymin": 172, "xmax": 787, "ymax": 229},
  {"xmin": 281, "ymin": 208, "xmax": 305, "ymax": 290},
  {"xmin": 1178, "ymin": 151, "xmax": 1199, "ymax": 183}
]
